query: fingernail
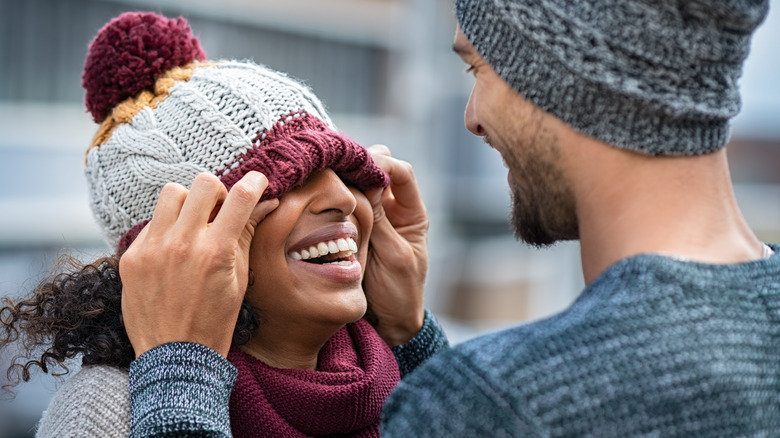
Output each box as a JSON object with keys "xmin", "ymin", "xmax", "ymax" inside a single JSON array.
[{"xmin": 245, "ymin": 171, "xmax": 267, "ymax": 185}]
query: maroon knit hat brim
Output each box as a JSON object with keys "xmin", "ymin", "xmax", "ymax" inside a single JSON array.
[
  {"xmin": 221, "ymin": 112, "xmax": 389, "ymax": 197},
  {"xmin": 116, "ymin": 112, "xmax": 389, "ymax": 254}
]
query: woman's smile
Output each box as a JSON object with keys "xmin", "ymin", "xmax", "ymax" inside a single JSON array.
[{"xmin": 288, "ymin": 223, "xmax": 364, "ymax": 284}]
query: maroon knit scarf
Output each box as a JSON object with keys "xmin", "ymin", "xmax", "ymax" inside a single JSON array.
[{"xmin": 228, "ymin": 319, "xmax": 400, "ymax": 437}]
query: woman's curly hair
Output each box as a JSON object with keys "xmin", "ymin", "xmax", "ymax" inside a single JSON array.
[{"xmin": 1, "ymin": 253, "xmax": 258, "ymax": 391}]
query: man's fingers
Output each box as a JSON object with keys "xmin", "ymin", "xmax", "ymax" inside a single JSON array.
[
  {"xmin": 252, "ymin": 198, "xmax": 280, "ymax": 223},
  {"xmin": 374, "ymin": 155, "xmax": 426, "ymax": 224},
  {"xmin": 178, "ymin": 173, "xmax": 229, "ymax": 232},
  {"xmin": 147, "ymin": 182, "xmax": 188, "ymax": 234},
  {"xmin": 365, "ymin": 186, "xmax": 385, "ymax": 212},
  {"xmin": 369, "ymin": 202, "xmax": 402, "ymax": 251},
  {"xmin": 385, "ymin": 159, "xmax": 420, "ymax": 204},
  {"xmin": 212, "ymin": 171, "xmax": 269, "ymax": 241},
  {"xmin": 370, "ymin": 151, "xmax": 420, "ymax": 204},
  {"xmin": 237, "ymin": 198, "xmax": 279, "ymax": 251}
]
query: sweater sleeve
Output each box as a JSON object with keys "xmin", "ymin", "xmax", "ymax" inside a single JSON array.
[
  {"xmin": 390, "ymin": 309, "xmax": 449, "ymax": 377},
  {"xmin": 129, "ymin": 342, "xmax": 236, "ymax": 437}
]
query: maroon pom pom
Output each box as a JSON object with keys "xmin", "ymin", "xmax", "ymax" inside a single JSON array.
[{"xmin": 82, "ymin": 12, "xmax": 206, "ymax": 123}]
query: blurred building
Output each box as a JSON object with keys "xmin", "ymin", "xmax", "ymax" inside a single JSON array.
[{"xmin": 1, "ymin": 0, "xmax": 778, "ymax": 436}]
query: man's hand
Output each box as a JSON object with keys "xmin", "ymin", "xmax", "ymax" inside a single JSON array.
[
  {"xmin": 120, "ymin": 171, "xmax": 279, "ymax": 358},
  {"xmin": 363, "ymin": 145, "xmax": 429, "ymax": 346}
]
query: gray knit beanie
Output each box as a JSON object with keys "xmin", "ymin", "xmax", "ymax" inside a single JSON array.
[{"xmin": 455, "ymin": 0, "xmax": 769, "ymax": 156}]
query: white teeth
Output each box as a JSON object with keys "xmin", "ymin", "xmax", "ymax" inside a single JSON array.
[
  {"xmin": 317, "ymin": 242, "xmax": 329, "ymax": 255},
  {"xmin": 289, "ymin": 237, "xmax": 358, "ymax": 261}
]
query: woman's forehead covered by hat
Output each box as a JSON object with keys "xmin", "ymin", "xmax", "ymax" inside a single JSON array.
[{"xmin": 82, "ymin": 12, "xmax": 388, "ymax": 251}]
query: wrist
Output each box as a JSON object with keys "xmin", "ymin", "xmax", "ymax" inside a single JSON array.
[{"xmin": 377, "ymin": 308, "xmax": 425, "ymax": 346}]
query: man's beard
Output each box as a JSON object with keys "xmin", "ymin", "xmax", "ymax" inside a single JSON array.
[
  {"xmin": 483, "ymin": 118, "xmax": 579, "ymax": 247},
  {"xmin": 508, "ymin": 165, "xmax": 579, "ymax": 248}
]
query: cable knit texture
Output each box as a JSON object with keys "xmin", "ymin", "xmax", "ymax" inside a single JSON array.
[
  {"xmin": 381, "ymin": 245, "xmax": 780, "ymax": 436},
  {"xmin": 35, "ymin": 366, "xmax": 130, "ymax": 437},
  {"xmin": 127, "ymin": 309, "xmax": 446, "ymax": 437},
  {"xmin": 114, "ymin": 112, "xmax": 389, "ymax": 253},
  {"xmin": 82, "ymin": 12, "xmax": 389, "ymax": 252},
  {"xmin": 454, "ymin": 0, "xmax": 769, "ymax": 156},
  {"xmin": 228, "ymin": 319, "xmax": 400, "ymax": 437}
]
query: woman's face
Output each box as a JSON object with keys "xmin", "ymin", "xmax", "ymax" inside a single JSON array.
[{"xmin": 246, "ymin": 168, "xmax": 373, "ymax": 331}]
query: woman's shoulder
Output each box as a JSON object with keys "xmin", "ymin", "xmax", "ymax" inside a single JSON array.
[
  {"xmin": 35, "ymin": 365, "xmax": 130, "ymax": 438},
  {"xmin": 60, "ymin": 364, "xmax": 129, "ymax": 386}
]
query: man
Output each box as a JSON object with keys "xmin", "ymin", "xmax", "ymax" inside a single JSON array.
[
  {"xmin": 380, "ymin": 0, "xmax": 780, "ymax": 435},
  {"xmin": 122, "ymin": 0, "xmax": 780, "ymax": 436}
]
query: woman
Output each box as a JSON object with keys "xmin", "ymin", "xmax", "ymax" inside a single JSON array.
[{"xmin": 0, "ymin": 12, "xmax": 446, "ymax": 437}]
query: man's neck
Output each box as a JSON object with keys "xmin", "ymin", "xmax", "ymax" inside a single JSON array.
[{"xmin": 572, "ymin": 148, "xmax": 764, "ymax": 285}]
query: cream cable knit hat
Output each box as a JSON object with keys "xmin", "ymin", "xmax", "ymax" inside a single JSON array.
[{"xmin": 82, "ymin": 12, "xmax": 389, "ymax": 252}]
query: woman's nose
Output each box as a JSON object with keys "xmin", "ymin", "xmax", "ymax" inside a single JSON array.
[{"xmin": 306, "ymin": 169, "xmax": 357, "ymax": 216}]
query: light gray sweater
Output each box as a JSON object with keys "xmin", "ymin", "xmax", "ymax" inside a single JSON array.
[{"xmin": 36, "ymin": 365, "xmax": 130, "ymax": 437}]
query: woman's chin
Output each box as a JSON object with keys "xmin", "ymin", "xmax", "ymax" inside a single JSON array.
[{"xmin": 330, "ymin": 293, "xmax": 368, "ymax": 325}]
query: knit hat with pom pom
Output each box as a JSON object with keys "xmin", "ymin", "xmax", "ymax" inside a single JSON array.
[{"xmin": 81, "ymin": 12, "xmax": 389, "ymax": 253}]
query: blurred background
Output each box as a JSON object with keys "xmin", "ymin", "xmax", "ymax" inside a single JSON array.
[{"xmin": 1, "ymin": 0, "xmax": 778, "ymax": 436}]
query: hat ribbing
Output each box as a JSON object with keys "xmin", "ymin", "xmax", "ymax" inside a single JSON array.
[
  {"xmin": 455, "ymin": 0, "xmax": 769, "ymax": 156},
  {"xmin": 82, "ymin": 12, "xmax": 389, "ymax": 252}
]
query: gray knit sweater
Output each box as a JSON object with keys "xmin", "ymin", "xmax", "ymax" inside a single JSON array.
[
  {"xmin": 127, "ymin": 246, "xmax": 780, "ymax": 437},
  {"xmin": 35, "ymin": 309, "xmax": 447, "ymax": 437},
  {"xmin": 36, "ymin": 365, "xmax": 130, "ymax": 437},
  {"xmin": 382, "ymin": 246, "xmax": 780, "ymax": 436}
]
